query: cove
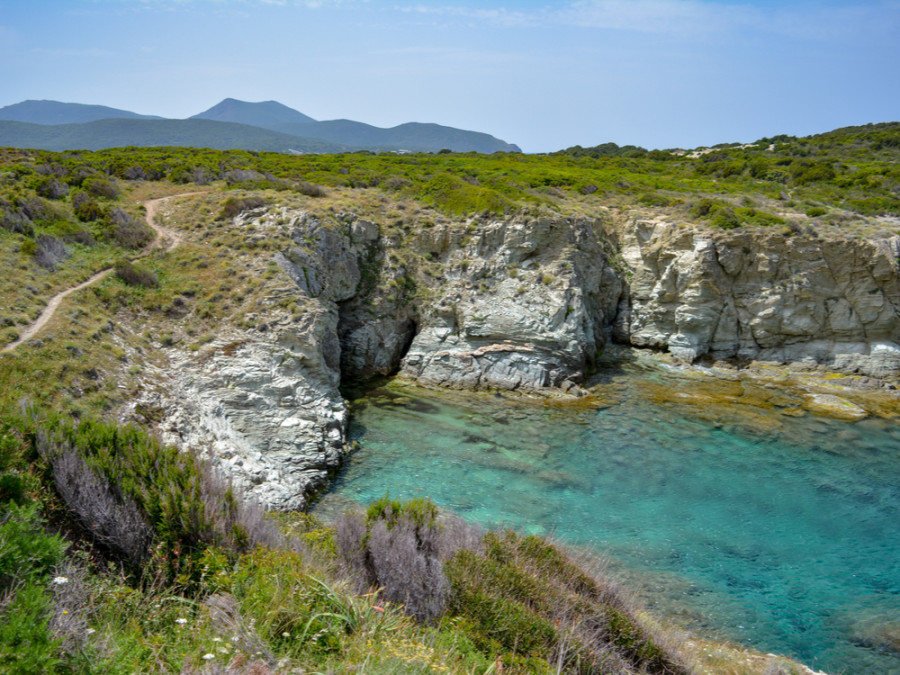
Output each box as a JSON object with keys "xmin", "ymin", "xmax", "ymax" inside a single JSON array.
[{"xmin": 314, "ymin": 356, "xmax": 900, "ymax": 674}]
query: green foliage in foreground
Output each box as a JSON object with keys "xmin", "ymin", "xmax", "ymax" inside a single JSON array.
[{"xmin": 0, "ymin": 403, "xmax": 689, "ymax": 674}]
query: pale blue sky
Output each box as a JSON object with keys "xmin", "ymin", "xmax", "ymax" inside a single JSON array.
[{"xmin": 1, "ymin": 0, "xmax": 898, "ymax": 152}]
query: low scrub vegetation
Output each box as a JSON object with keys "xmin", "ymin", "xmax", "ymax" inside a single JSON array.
[
  {"xmin": 220, "ymin": 195, "xmax": 268, "ymax": 220},
  {"xmin": 0, "ymin": 401, "xmax": 700, "ymax": 674},
  {"xmin": 114, "ymin": 260, "xmax": 158, "ymax": 288}
]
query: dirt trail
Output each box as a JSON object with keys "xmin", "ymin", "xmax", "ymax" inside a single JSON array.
[{"xmin": 1, "ymin": 191, "xmax": 204, "ymax": 354}]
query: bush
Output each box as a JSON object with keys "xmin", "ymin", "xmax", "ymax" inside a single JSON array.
[
  {"xmin": 383, "ymin": 175, "xmax": 412, "ymax": 191},
  {"xmin": 296, "ymin": 181, "xmax": 326, "ymax": 197},
  {"xmin": 114, "ymin": 261, "xmax": 158, "ymax": 288},
  {"xmin": 0, "ymin": 583, "xmax": 62, "ymax": 675},
  {"xmin": 710, "ymin": 208, "xmax": 741, "ymax": 230},
  {"xmin": 336, "ymin": 496, "xmax": 481, "ymax": 623},
  {"xmin": 690, "ymin": 197, "xmax": 715, "ymax": 217},
  {"xmin": 72, "ymin": 192, "xmax": 105, "ymax": 222},
  {"xmin": 83, "ymin": 177, "xmax": 119, "ymax": 199},
  {"xmin": 106, "ymin": 208, "xmax": 154, "ymax": 249},
  {"xmin": 0, "ymin": 503, "xmax": 66, "ymax": 674},
  {"xmin": 0, "ymin": 503, "xmax": 67, "ymax": 588},
  {"xmin": 444, "ymin": 530, "xmax": 686, "ymax": 674},
  {"xmin": 790, "ymin": 160, "xmax": 836, "ymax": 186},
  {"xmin": 638, "ymin": 192, "xmax": 672, "ymax": 207},
  {"xmin": 41, "ymin": 445, "xmax": 153, "ymax": 565},
  {"xmin": 0, "ymin": 202, "xmax": 34, "ymax": 236},
  {"xmin": 0, "ymin": 424, "xmax": 32, "ymax": 505},
  {"xmin": 33, "ymin": 234, "xmax": 69, "ymax": 271},
  {"xmin": 35, "ymin": 178, "xmax": 68, "ymax": 200},
  {"xmin": 419, "ymin": 175, "xmax": 513, "ymax": 216},
  {"xmin": 220, "ymin": 196, "xmax": 268, "ymax": 220}
]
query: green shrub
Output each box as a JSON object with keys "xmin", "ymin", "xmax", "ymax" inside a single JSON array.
[
  {"xmin": 72, "ymin": 195, "xmax": 104, "ymax": 222},
  {"xmin": 106, "ymin": 208, "xmax": 154, "ymax": 249},
  {"xmin": 0, "ymin": 583, "xmax": 62, "ymax": 675},
  {"xmin": 790, "ymin": 160, "xmax": 836, "ymax": 185},
  {"xmin": 0, "ymin": 503, "xmax": 67, "ymax": 587},
  {"xmin": 710, "ymin": 208, "xmax": 741, "ymax": 229},
  {"xmin": 418, "ymin": 175, "xmax": 513, "ymax": 216},
  {"xmin": 444, "ymin": 530, "xmax": 686, "ymax": 674},
  {"xmin": 0, "ymin": 424, "xmax": 33, "ymax": 505},
  {"xmin": 638, "ymin": 192, "xmax": 674, "ymax": 207},
  {"xmin": 690, "ymin": 198, "xmax": 716, "ymax": 217},
  {"xmin": 82, "ymin": 177, "xmax": 119, "ymax": 199},
  {"xmin": 114, "ymin": 260, "xmax": 158, "ymax": 288},
  {"xmin": 0, "ymin": 502, "xmax": 67, "ymax": 674}
]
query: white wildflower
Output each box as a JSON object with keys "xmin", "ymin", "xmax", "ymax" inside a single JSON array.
[
  {"xmin": 52, "ymin": 576, "xmax": 69, "ymax": 585},
  {"xmin": 175, "ymin": 618, "xmax": 188, "ymax": 625},
  {"xmin": 202, "ymin": 653, "xmax": 215, "ymax": 660}
]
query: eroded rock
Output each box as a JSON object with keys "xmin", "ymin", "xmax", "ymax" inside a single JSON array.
[{"xmin": 614, "ymin": 218, "xmax": 900, "ymax": 380}]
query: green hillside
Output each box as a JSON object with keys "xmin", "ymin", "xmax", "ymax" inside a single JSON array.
[
  {"xmin": 0, "ymin": 99, "xmax": 164, "ymax": 124},
  {"xmin": 275, "ymin": 119, "xmax": 522, "ymax": 153},
  {"xmin": 0, "ymin": 118, "xmax": 348, "ymax": 153}
]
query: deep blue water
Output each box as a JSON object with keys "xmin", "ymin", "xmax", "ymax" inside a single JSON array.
[{"xmin": 315, "ymin": 363, "xmax": 900, "ymax": 674}]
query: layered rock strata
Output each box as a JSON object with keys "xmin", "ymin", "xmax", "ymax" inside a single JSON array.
[{"xmin": 612, "ymin": 218, "xmax": 900, "ymax": 379}]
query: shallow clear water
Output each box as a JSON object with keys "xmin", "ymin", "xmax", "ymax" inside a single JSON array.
[{"xmin": 315, "ymin": 363, "xmax": 900, "ymax": 674}]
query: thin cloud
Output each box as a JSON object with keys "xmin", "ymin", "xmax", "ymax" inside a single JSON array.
[
  {"xmin": 394, "ymin": 4, "xmax": 543, "ymax": 27},
  {"xmin": 393, "ymin": 1, "xmax": 900, "ymax": 42},
  {"xmin": 556, "ymin": 0, "xmax": 758, "ymax": 34},
  {"xmin": 370, "ymin": 45, "xmax": 537, "ymax": 64}
]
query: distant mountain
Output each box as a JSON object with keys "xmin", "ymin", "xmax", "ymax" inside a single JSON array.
[
  {"xmin": 0, "ymin": 99, "xmax": 163, "ymax": 125},
  {"xmin": 191, "ymin": 98, "xmax": 316, "ymax": 129},
  {"xmin": 274, "ymin": 119, "xmax": 521, "ymax": 154},
  {"xmin": 0, "ymin": 118, "xmax": 347, "ymax": 153},
  {"xmin": 0, "ymin": 97, "xmax": 521, "ymax": 154}
]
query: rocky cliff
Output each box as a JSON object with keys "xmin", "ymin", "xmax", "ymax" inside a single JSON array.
[
  {"xmin": 400, "ymin": 216, "xmax": 622, "ymax": 391},
  {"xmin": 137, "ymin": 206, "xmax": 900, "ymax": 509},
  {"xmin": 612, "ymin": 217, "xmax": 900, "ymax": 379}
]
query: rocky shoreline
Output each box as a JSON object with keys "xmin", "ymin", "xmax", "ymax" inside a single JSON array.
[{"xmin": 130, "ymin": 206, "xmax": 900, "ymax": 511}]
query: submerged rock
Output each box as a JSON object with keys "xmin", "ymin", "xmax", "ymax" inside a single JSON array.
[{"xmin": 802, "ymin": 393, "xmax": 869, "ymax": 421}]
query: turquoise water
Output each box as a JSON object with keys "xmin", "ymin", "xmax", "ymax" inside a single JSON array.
[{"xmin": 315, "ymin": 364, "xmax": 900, "ymax": 674}]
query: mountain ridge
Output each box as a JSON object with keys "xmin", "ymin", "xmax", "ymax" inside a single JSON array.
[
  {"xmin": 190, "ymin": 97, "xmax": 317, "ymax": 127},
  {"xmin": 0, "ymin": 99, "xmax": 164, "ymax": 124},
  {"xmin": 0, "ymin": 118, "xmax": 348, "ymax": 153},
  {"xmin": 0, "ymin": 98, "xmax": 520, "ymax": 153}
]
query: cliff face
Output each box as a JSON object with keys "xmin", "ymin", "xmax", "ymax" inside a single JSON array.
[
  {"xmin": 400, "ymin": 216, "xmax": 622, "ymax": 391},
  {"xmin": 136, "ymin": 209, "xmax": 402, "ymax": 510},
  {"xmin": 138, "ymin": 207, "xmax": 900, "ymax": 509},
  {"xmin": 612, "ymin": 218, "xmax": 900, "ymax": 378}
]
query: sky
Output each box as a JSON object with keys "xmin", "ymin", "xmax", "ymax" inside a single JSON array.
[{"xmin": 1, "ymin": 0, "xmax": 898, "ymax": 152}]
